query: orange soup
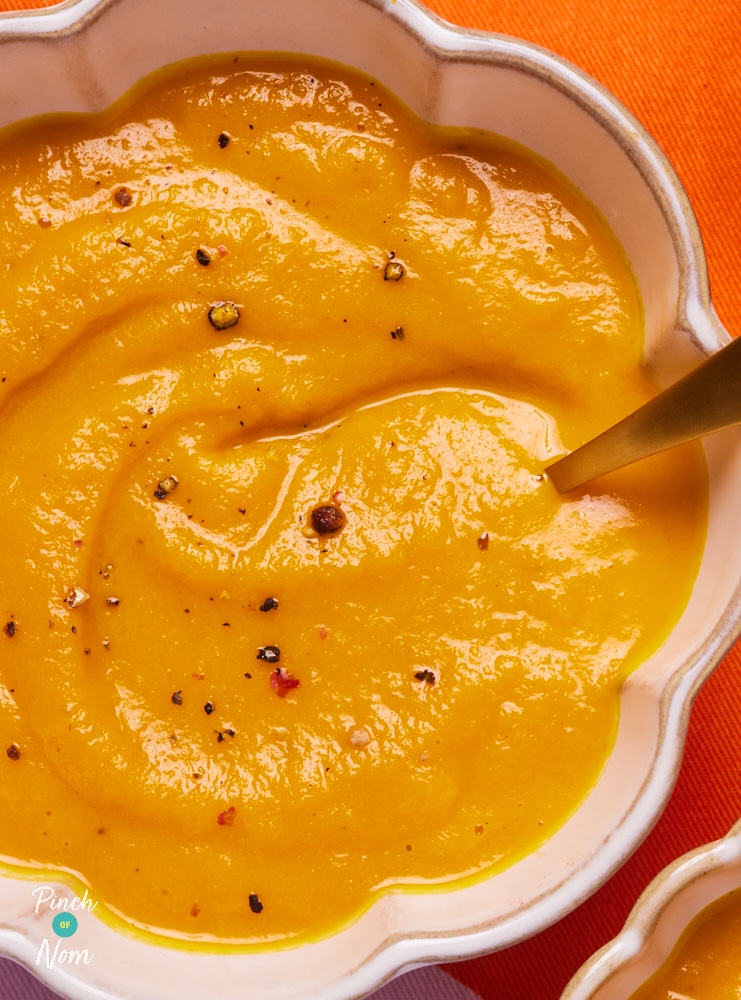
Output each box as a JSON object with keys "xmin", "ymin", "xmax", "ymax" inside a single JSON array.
[
  {"xmin": 0, "ymin": 55, "xmax": 706, "ymax": 943},
  {"xmin": 630, "ymin": 889, "xmax": 741, "ymax": 999}
]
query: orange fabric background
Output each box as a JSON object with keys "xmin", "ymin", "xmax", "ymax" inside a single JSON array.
[{"xmin": 0, "ymin": 1, "xmax": 739, "ymax": 998}]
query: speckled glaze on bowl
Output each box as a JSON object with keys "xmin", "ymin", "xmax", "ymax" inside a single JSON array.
[
  {"xmin": 0, "ymin": 1, "xmax": 739, "ymax": 999},
  {"xmin": 562, "ymin": 819, "xmax": 741, "ymax": 999}
]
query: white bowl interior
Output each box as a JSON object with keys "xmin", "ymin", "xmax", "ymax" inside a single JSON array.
[
  {"xmin": 0, "ymin": 0, "xmax": 721, "ymax": 369},
  {"xmin": 563, "ymin": 821, "xmax": 741, "ymax": 999},
  {"xmin": 0, "ymin": 2, "xmax": 739, "ymax": 999}
]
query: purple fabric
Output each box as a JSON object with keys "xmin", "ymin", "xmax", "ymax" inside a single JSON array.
[
  {"xmin": 0, "ymin": 959, "xmax": 65, "ymax": 1000},
  {"xmin": 0, "ymin": 958, "xmax": 482, "ymax": 1000}
]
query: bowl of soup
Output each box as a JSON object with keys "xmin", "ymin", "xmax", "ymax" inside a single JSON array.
[
  {"xmin": 0, "ymin": 0, "xmax": 739, "ymax": 998},
  {"xmin": 563, "ymin": 819, "xmax": 741, "ymax": 999}
]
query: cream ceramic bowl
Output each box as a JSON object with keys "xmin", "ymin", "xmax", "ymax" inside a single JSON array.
[
  {"xmin": 562, "ymin": 819, "xmax": 741, "ymax": 999},
  {"xmin": 0, "ymin": 1, "xmax": 740, "ymax": 999}
]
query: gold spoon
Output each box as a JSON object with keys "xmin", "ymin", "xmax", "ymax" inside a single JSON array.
[{"xmin": 546, "ymin": 334, "xmax": 741, "ymax": 492}]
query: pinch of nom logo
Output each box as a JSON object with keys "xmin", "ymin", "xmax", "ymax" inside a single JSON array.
[{"xmin": 32, "ymin": 885, "xmax": 97, "ymax": 969}]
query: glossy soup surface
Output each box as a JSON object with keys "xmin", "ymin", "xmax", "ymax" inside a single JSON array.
[
  {"xmin": 630, "ymin": 888, "xmax": 741, "ymax": 999},
  {"xmin": 0, "ymin": 56, "xmax": 706, "ymax": 943}
]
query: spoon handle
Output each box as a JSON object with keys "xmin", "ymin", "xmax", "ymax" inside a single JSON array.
[{"xmin": 546, "ymin": 334, "xmax": 741, "ymax": 492}]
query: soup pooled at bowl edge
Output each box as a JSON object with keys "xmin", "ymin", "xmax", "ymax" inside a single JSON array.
[{"xmin": 629, "ymin": 889, "xmax": 741, "ymax": 999}]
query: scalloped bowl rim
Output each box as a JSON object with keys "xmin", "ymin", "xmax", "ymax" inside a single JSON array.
[
  {"xmin": 562, "ymin": 818, "xmax": 741, "ymax": 999},
  {"xmin": 0, "ymin": 2, "xmax": 739, "ymax": 999}
]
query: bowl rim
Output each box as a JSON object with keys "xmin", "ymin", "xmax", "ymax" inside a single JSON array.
[
  {"xmin": 561, "ymin": 817, "xmax": 741, "ymax": 999},
  {"xmin": 0, "ymin": 0, "xmax": 718, "ymax": 353},
  {"xmin": 0, "ymin": 2, "xmax": 739, "ymax": 999}
]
